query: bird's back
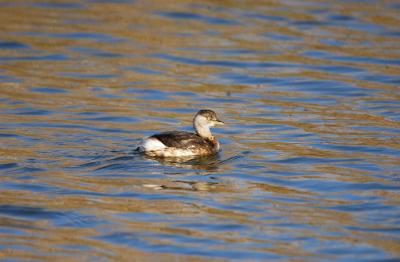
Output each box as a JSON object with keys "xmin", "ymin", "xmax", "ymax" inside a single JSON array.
[{"xmin": 150, "ymin": 131, "xmax": 213, "ymax": 149}]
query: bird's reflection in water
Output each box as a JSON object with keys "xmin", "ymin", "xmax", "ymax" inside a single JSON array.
[
  {"xmin": 138, "ymin": 154, "xmax": 221, "ymax": 191},
  {"xmin": 143, "ymin": 180, "xmax": 219, "ymax": 192},
  {"xmin": 142, "ymin": 152, "xmax": 250, "ymax": 192}
]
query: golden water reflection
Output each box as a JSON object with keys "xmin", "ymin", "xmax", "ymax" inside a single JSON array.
[{"xmin": 0, "ymin": 0, "xmax": 400, "ymax": 260}]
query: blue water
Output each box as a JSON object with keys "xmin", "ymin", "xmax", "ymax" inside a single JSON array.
[{"xmin": 0, "ymin": 0, "xmax": 399, "ymax": 260}]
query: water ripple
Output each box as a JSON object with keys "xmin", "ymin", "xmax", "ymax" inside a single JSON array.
[{"xmin": 0, "ymin": 0, "xmax": 399, "ymax": 261}]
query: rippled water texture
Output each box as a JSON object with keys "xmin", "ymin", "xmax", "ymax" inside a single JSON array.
[{"xmin": 1, "ymin": 0, "xmax": 400, "ymax": 260}]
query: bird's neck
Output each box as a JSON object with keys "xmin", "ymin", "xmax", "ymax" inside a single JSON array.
[
  {"xmin": 193, "ymin": 115, "xmax": 213, "ymax": 139},
  {"xmin": 194, "ymin": 123, "xmax": 212, "ymax": 138}
]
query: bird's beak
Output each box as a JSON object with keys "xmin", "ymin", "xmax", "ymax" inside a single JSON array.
[{"xmin": 214, "ymin": 119, "xmax": 224, "ymax": 125}]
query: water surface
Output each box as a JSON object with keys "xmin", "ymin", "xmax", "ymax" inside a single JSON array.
[{"xmin": 0, "ymin": 0, "xmax": 399, "ymax": 260}]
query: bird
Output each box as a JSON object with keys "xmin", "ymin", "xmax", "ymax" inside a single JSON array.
[{"xmin": 136, "ymin": 109, "xmax": 224, "ymax": 157}]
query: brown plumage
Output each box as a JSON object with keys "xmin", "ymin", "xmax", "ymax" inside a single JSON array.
[{"xmin": 150, "ymin": 131, "xmax": 214, "ymax": 149}]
